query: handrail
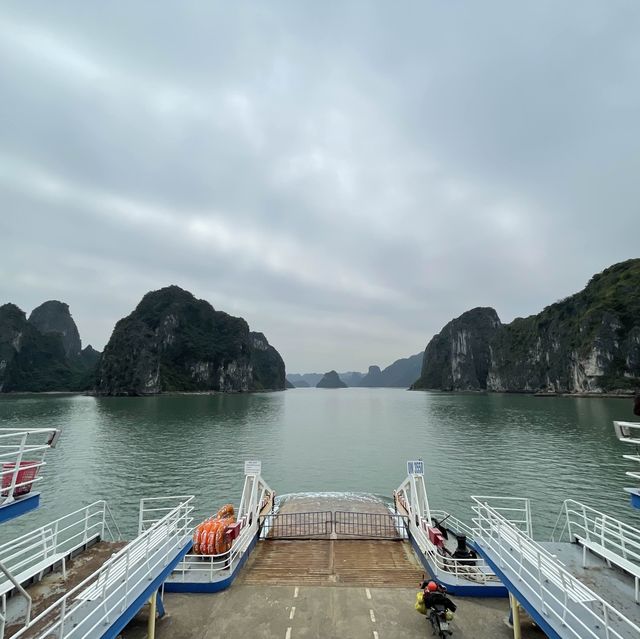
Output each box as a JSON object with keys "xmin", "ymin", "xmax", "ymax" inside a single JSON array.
[
  {"xmin": 472, "ymin": 497, "xmax": 640, "ymax": 639},
  {"xmin": 0, "ymin": 428, "xmax": 60, "ymax": 505},
  {"xmin": 552, "ymin": 499, "xmax": 640, "ymax": 566},
  {"xmin": 173, "ymin": 519, "xmax": 257, "ymax": 581},
  {"xmin": 0, "ymin": 502, "xmax": 109, "ymax": 584},
  {"xmin": 0, "ymin": 560, "xmax": 31, "ymax": 623},
  {"xmin": 11, "ymin": 496, "xmax": 194, "ymax": 639}
]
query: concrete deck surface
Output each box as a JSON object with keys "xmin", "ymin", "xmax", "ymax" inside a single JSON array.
[{"xmin": 122, "ymin": 585, "xmax": 547, "ymax": 639}]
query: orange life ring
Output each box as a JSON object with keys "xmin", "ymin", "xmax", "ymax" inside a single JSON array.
[
  {"xmin": 216, "ymin": 504, "xmax": 235, "ymax": 519},
  {"xmin": 214, "ymin": 518, "xmax": 233, "ymax": 555}
]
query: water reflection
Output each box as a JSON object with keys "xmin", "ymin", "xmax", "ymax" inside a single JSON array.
[{"xmin": 0, "ymin": 389, "xmax": 639, "ymax": 539}]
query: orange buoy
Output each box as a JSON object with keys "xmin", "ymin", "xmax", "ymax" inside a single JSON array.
[
  {"xmin": 216, "ymin": 504, "xmax": 235, "ymax": 519},
  {"xmin": 214, "ymin": 518, "xmax": 232, "ymax": 555}
]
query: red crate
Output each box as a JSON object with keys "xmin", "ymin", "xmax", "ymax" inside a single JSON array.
[
  {"xmin": 226, "ymin": 522, "xmax": 242, "ymax": 541},
  {"xmin": 1, "ymin": 462, "xmax": 39, "ymax": 497},
  {"xmin": 428, "ymin": 526, "xmax": 445, "ymax": 548}
]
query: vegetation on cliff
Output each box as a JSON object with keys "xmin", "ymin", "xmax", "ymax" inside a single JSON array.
[
  {"xmin": 95, "ymin": 286, "xmax": 285, "ymax": 395},
  {"xmin": 412, "ymin": 259, "xmax": 640, "ymax": 393},
  {"xmin": 0, "ymin": 303, "xmax": 93, "ymax": 392}
]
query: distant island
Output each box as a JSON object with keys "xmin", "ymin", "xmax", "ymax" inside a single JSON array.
[
  {"xmin": 316, "ymin": 370, "xmax": 347, "ymax": 388},
  {"xmin": 288, "ymin": 354, "xmax": 422, "ymax": 389}
]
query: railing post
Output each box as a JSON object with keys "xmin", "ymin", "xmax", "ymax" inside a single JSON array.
[
  {"xmin": 559, "ymin": 569, "xmax": 568, "ymax": 626},
  {"xmin": 83, "ymin": 507, "xmax": 89, "ymax": 545},
  {"xmin": 139, "ymin": 499, "xmax": 145, "ymax": 535},
  {"xmin": 583, "ymin": 504, "xmax": 589, "ymax": 542},
  {"xmin": 58, "ymin": 596, "xmax": 67, "ymax": 638},
  {"xmin": 101, "ymin": 502, "xmax": 106, "ymax": 540},
  {"xmin": 5, "ymin": 433, "xmax": 27, "ymax": 504},
  {"xmin": 53, "ymin": 520, "xmax": 60, "ymax": 554},
  {"xmin": 536, "ymin": 551, "xmax": 545, "ymax": 615},
  {"xmin": 123, "ymin": 547, "xmax": 131, "ymax": 610}
]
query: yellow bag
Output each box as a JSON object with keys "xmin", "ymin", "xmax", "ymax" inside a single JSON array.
[{"xmin": 415, "ymin": 591, "xmax": 427, "ymax": 615}]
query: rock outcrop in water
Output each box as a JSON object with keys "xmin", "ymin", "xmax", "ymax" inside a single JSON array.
[
  {"xmin": 316, "ymin": 370, "xmax": 347, "ymax": 388},
  {"xmin": 95, "ymin": 286, "xmax": 286, "ymax": 395},
  {"xmin": 359, "ymin": 365, "xmax": 383, "ymax": 387},
  {"xmin": 412, "ymin": 260, "xmax": 640, "ymax": 393},
  {"xmin": 0, "ymin": 302, "xmax": 95, "ymax": 392},
  {"xmin": 28, "ymin": 301, "xmax": 82, "ymax": 358}
]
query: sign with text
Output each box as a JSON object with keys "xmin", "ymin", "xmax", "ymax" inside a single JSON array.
[
  {"xmin": 244, "ymin": 460, "xmax": 262, "ymax": 475},
  {"xmin": 407, "ymin": 460, "xmax": 424, "ymax": 476}
]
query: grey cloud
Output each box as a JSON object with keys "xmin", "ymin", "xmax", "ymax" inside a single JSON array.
[{"xmin": 1, "ymin": 1, "xmax": 638, "ymax": 372}]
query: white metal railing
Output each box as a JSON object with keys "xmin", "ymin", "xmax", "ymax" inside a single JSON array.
[
  {"xmin": 138, "ymin": 495, "xmax": 195, "ymax": 534},
  {"xmin": 470, "ymin": 495, "xmax": 532, "ymax": 536},
  {"xmin": 11, "ymin": 496, "xmax": 194, "ymax": 639},
  {"xmin": 0, "ymin": 501, "xmax": 119, "ymax": 639},
  {"xmin": 552, "ymin": 499, "xmax": 640, "ymax": 564},
  {"xmin": 410, "ymin": 509, "xmax": 498, "ymax": 585},
  {"xmin": 0, "ymin": 428, "xmax": 60, "ymax": 505},
  {"xmin": 472, "ymin": 497, "xmax": 640, "ymax": 639},
  {"xmin": 0, "ymin": 502, "xmax": 111, "ymax": 594},
  {"xmin": 172, "ymin": 516, "xmax": 257, "ymax": 583}
]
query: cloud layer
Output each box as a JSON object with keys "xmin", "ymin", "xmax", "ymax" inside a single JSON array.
[{"xmin": 2, "ymin": 2, "xmax": 639, "ymax": 372}]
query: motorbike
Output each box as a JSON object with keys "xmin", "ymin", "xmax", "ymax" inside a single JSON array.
[{"xmin": 427, "ymin": 602, "xmax": 454, "ymax": 637}]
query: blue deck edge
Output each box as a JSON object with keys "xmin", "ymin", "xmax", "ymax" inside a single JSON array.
[
  {"xmin": 624, "ymin": 488, "xmax": 640, "ymax": 509},
  {"xmin": 164, "ymin": 531, "xmax": 259, "ymax": 593},
  {"xmin": 474, "ymin": 544, "xmax": 562, "ymax": 639},
  {"xmin": 409, "ymin": 534, "xmax": 507, "ymax": 597},
  {"xmin": 100, "ymin": 539, "xmax": 193, "ymax": 639},
  {"xmin": 0, "ymin": 492, "xmax": 40, "ymax": 523}
]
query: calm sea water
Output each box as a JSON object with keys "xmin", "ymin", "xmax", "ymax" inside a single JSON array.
[{"xmin": 0, "ymin": 389, "xmax": 639, "ymax": 540}]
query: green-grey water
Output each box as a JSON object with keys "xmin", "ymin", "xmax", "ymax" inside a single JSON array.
[{"xmin": 1, "ymin": 389, "xmax": 639, "ymax": 540}]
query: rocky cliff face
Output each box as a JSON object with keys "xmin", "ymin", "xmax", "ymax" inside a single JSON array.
[
  {"xmin": 415, "ymin": 308, "xmax": 500, "ymax": 391},
  {"xmin": 95, "ymin": 286, "xmax": 285, "ymax": 395},
  {"xmin": 0, "ymin": 302, "xmax": 99, "ymax": 392},
  {"xmin": 0, "ymin": 303, "xmax": 75, "ymax": 391},
  {"xmin": 316, "ymin": 370, "xmax": 347, "ymax": 388},
  {"xmin": 413, "ymin": 260, "xmax": 640, "ymax": 393},
  {"xmin": 28, "ymin": 301, "xmax": 82, "ymax": 358}
]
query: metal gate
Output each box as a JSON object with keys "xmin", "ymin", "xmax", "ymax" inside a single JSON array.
[
  {"xmin": 260, "ymin": 511, "xmax": 408, "ymax": 540},
  {"xmin": 334, "ymin": 511, "xmax": 408, "ymax": 539}
]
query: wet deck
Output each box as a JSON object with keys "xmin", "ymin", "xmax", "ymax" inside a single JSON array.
[{"xmin": 5, "ymin": 540, "xmax": 127, "ymax": 638}]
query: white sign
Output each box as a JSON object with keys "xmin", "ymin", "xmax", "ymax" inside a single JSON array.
[
  {"xmin": 407, "ymin": 460, "xmax": 424, "ymax": 476},
  {"xmin": 244, "ymin": 460, "xmax": 262, "ymax": 475}
]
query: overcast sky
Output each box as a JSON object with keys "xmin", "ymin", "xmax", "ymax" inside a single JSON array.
[{"xmin": 1, "ymin": 2, "xmax": 639, "ymax": 373}]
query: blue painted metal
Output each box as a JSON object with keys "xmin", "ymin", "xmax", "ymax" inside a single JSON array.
[
  {"xmin": 165, "ymin": 531, "xmax": 259, "ymax": 593},
  {"xmin": 156, "ymin": 591, "xmax": 165, "ymax": 618},
  {"xmin": 408, "ymin": 534, "xmax": 507, "ymax": 597},
  {"xmin": 0, "ymin": 492, "xmax": 40, "ymax": 523},
  {"xmin": 625, "ymin": 488, "xmax": 640, "ymax": 509},
  {"xmin": 475, "ymin": 544, "xmax": 562, "ymax": 639},
  {"xmin": 99, "ymin": 540, "xmax": 193, "ymax": 639}
]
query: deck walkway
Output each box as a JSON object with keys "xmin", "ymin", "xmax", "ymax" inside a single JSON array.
[
  {"xmin": 4, "ymin": 541, "xmax": 127, "ymax": 638},
  {"xmin": 121, "ymin": 586, "xmax": 546, "ymax": 639},
  {"xmin": 238, "ymin": 539, "xmax": 421, "ymax": 587}
]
